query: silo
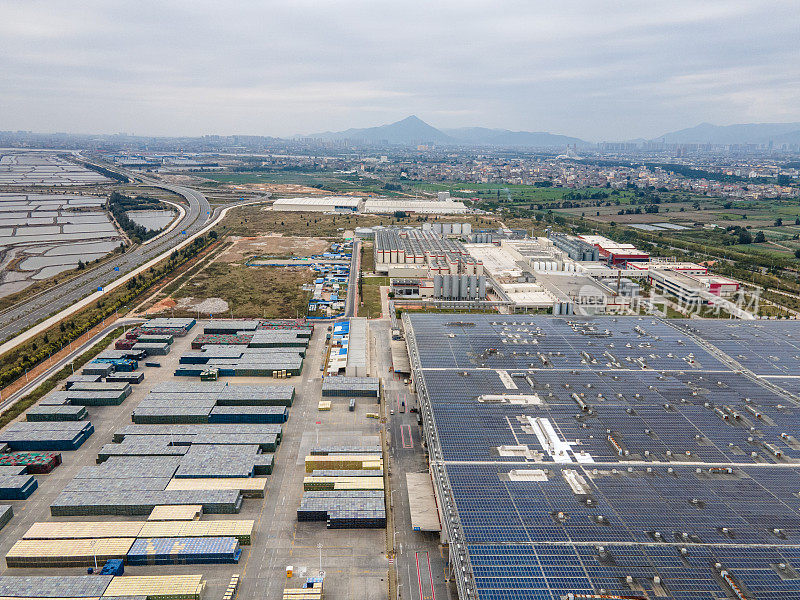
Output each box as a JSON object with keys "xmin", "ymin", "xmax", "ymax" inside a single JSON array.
[
  {"xmin": 463, "ymin": 223, "xmax": 472, "ymax": 236},
  {"xmin": 442, "ymin": 274, "xmax": 451, "ymax": 298},
  {"xmin": 460, "ymin": 274, "xmax": 469, "ymax": 299},
  {"xmin": 469, "ymin": 275, "xmax": 478, "ymax": 299},
  {"xmin": 434, "ymin": 275, "xmax": 443, "ymax": 298},
  {"xmin": 478, "ymin": 276, "xmax": 486, "ymax": 298},
  {"xmin": 453, "ymin": 223, "xmax": 462, "ymax": 235}
]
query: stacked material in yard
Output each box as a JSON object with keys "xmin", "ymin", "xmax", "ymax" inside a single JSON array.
[
  {"xmin": 0, "ymin": 421, "xmax": 93, "ymax": 451},
  {"xmin": 27, "ymin": 405, "xmax": 88, "ymax": 421},
  {"xmin": 191, "ymin": 334, "xmax": 253, "ymax": 348},
  {"xmin": 126, "ymin": 536, "xmax": 240, "ymax": 565},
  {"xmin": 139, "ymin": 520, "xmax": 254, "ymax": 544},
  {"xmin": 0, "ymin": 475, "xmax": 38, "ymax": 500},
  {"xmin": 309, "ymin": 446, "xmax": 383, "ymax": 455},
  {"xmin": 148, "ymin": 504, "xmax": 202, "ymax": 521},
  {"xmin": 83, "ymin": 362, "xmax": 113, "ymax": 377},
  {"xmin": 67, "ymin": 381, "xmax": 131, "ymax": 394},
  {"xmin": 0, "ymin": 505, "xmax": 12, "ymax": 531},
  {"xmin": 304, "ymin": 454, "xmax": 382, "ymax": 472},
  {"xmin": 311, "ymin": 469, "xmax": 383, "ymax": 477},
  {"xmin": 65, "ymin": 373, "xmax": 102, "ymax": 388},
  {"xmin": 208, "ymin": 406, "xmax": 288, "ymax": 424},
  {"xmin": 165, "ymin": 478, "xmax": 268, "ymax": 498},
  {"xmin": 0, "ymin": 575, "xmax": 115, "ymax": 597},
  {"xmin": 321, "ymin": 376, "xmax": 380, "ymax": 398},
  {"xmin": 132, "ymin": 342, "xmax": 171, "ymax": 356},
  {"xmin": 297, "ymin": 490, "xmax": 386, "ymax": 528},
  {"xmin": 5, "ymin": 537, "xmax": 136, "ymax": 567},
  {"xmin": 65, "ymin": 388, "xmax": 129, "ymax": 406},
  {"xmin": 302, "ymin": 476, "xmax": 384, "ymax": 492},
  {"xmin": 103, "ymin": 574, "xmax": 206, "ymax": 599},
  {"xmin": 283, "ymin": 578, "xmax": 324, "ymax": 600},
  {"xmin": 114, "ymin": 423, "xmax": 282, "ymax": 446},
  {"xmin": 0, "ymin": 451, "xmax": 62, "ymax": 473},
  {"xmin": 50, "ymin": 489, "xmax": 244, "ymax": 516},
  {"xmin": 106, "ymin": 372, "xmax": 145, "ymax": 384}
]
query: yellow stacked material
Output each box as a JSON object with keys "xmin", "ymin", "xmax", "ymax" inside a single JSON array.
[
  {"xmin": 304, "ymin": 454, "xmax": 382, "ymax": 473},
  {"xmin": 366, "ymin": 413, "xmax": 379, "ymax": 419},
  {"xmin": 22, "ymin": 521, "xmax": 144, "ymax": 539},
  {"xmin": 223, "ymin": 574, "xmax": 240, "ymax": 600},
  {"xmin": 6, "ymin": 538, "xmax": 135, "ymax": 568},
  {"xmin": 165, "ymin": 477, "xmax": 268, "ymax": 498},
  {"xmin": 303, "ymin": 476, "xmax": 385, "ymax": 491},
  {"xmin": 103, "ymin": 575, "xmax": 206, "ymax": 600},
  {"xmin": 139, "ymin": 519, "xmax": 255, "ymax": 545},
  {"xmin": 317, "ymin": 401, "xmax": 332, "ymax": 411},
  {"xmin": 283, "ymin": 588, "xmax": 323, "ymax": 600},
  {"xmin": 362, "ymin": 461, "xmax": 382, "ymax": 470},
  {"xmin": 148, "ymin": 504, "xmax": 203, "ymax": 521}
]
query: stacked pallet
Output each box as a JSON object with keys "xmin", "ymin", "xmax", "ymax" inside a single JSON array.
[
  {"xmin": 0, "ymin": 421, "xmax": 93, "ymax": 451},
  {"xmin": 284, "ymin": 577, "xmax": 324, "ymax": 600},
  {"xmin": 298, "ymin": 448, "xmax": 386, "ymax": 528},
  {"xmin": 0, "ymin": 451, "xmax": 61, "ymax": 473}
]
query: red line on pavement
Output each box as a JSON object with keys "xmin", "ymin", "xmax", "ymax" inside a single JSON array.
[
  {"xmin": 415, "ymin": 551, "xmax": 423, "ymax": 600},
  {"xmin": 426, "ymin": 551, "xmax": 436, "ymax": 600},
  {"xmin": 402, "ymin": 424, "xmax": 413, "ymax": 448}
]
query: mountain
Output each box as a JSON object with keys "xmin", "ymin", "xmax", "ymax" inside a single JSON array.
[
  {"xmin": 306, "ymin": 116, "xmax": 586, "ymax": 148},
  {"xmin": 655, "ymin": 122, "xmax": 800, "ymax": 145},
  {"xmin": 308, "ymin": 115, "xmax": 452, "ymax": 145},
  {"xmin": 443, "ymin": 127, "xmax": 588, "ymax": 148}
]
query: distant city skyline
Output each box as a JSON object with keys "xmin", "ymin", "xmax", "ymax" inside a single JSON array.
[{"xmin": 2, "ymin": 1, "xmax": 798, "ymax": 141}]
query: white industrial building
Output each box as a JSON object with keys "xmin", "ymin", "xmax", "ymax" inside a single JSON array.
[
  {"xmin": 272, "ymin": 196, "xmax": 363, "ymax": 212},
  {"xmin": 362, "ymin": 199, "xmax": 468, "ymax": 214}
]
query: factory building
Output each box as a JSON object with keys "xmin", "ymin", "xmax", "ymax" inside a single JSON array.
[
  {"xmin": 648, "ymin": 269, "xmax": 740, "ymax": 304},
  {"xmin": 578, "ymin": 234, "xmax": 649, "ymax": 265},
  {"xmin": 362, "ymin": 199, "xmax": 467, "ymax": 214},
  {"xmin": 272, "ymin": 197, "xmax": 363, "ymax": 212},
  {"xmin": 548, "ymin": 231, "xmax": 600, "ymax": 261},
  {"xmin": 374, "ymin": 228, "xmax": 483, "ymax": 276}
]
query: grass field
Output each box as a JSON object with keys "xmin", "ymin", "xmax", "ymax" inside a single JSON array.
[
  {"xmin": 201, "ymin": 170, "xmax": 402, "ymax": 196},
  {"xmin": 173, "ymin": 262, "xmax": 312, "ymax": 318}
]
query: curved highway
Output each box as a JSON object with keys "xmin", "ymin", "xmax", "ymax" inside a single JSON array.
[{"xmin": 0, "ymin": 178, "xmax": 213, "ymax": 342}]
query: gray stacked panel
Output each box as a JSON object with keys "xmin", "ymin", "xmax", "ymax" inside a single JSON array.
[
  {"xmin": 26, "ymin": 405, "xmax": 87, "ymax": 421},
  {"xmin": 204, "ymin": 320, "xmax": 260, "ymax": 333},
  {"xmin": 114, "ymin": 423, "xmax": 283, "ymax": 442},
  {"xmin": 37, "ymin": 391, "xmax": 72, "ymax": 406},
  {"xmin": 82, "ymin": 363, "xmax": 113, "ymax": 376},
  {"xmin": 217, "ymin": 385, "xmax": 295, "ymax": 406},
  {"xmin": 65, "ymin": 374, "xmax": 102, "ymax": 388},
  {"xmin": 131, "ymin": 406, "xmax": 213, "ymax": 424},
  {"xmin": 174, "ymin": 445, "xmax": 262, "ymax": 478},
  {"xmin": 312, "ymin": 469, "xmax": 384, "ymax": 477},
  {"xmin": 0, "ymin": 505, "xmax": 12, "ymax": 531},
  {"xmin": 310, "ymin": 445, "xmax": 382, "ymax": 455},
  {"xmin": 0, "ymin": 575, "xmax": 114, "ymax": 597},
  {"xmin": 51, "ymin": 489, "xmax": 242, "ymax": 515},
  {"xmin": 151, "ymin": 382, "xmax": 228, "ymax": 393},
  {"xmin": 321, "ymin": 376, "xmax": 380, "ymax": 397},
  {"xmin": 97, "ymin": 442, "xmax": 188, "ymax": 462},
  {"xmin": 67, "ymin": 381, "xmax": 131, "ymax": 394},
  {"xmin": 0, "ymin": 467, "xmax": 28, "ymax": 476},
  {"xmin": 74, "ymin": 456, "xmax": 180, "ymax": 479},
  {"xmin": 132, "ymin": 342, "xmax": 171, "ymax": 355},
  {"xmin": 63, "ymin": 477, "xmax": 171, "ymax": 492}
]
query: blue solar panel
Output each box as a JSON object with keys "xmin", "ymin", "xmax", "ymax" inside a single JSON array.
[{"xmin": 407, "ymin": 314, "xmax": 800, "ymax": 599}]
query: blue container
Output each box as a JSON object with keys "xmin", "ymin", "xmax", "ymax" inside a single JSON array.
[{"xmin": 126, "ymin": 536, "xmax": 241, "ymax": 565}]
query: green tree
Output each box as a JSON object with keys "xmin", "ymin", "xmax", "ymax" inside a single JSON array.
[{"xmin": 754, "ymin": 231, "xmax": 766, "ymax": 243}]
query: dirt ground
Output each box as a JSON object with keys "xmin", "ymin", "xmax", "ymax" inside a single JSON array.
[{"xmin": 217, "ymin": 235, "xmax": 330, "ymax": 263}]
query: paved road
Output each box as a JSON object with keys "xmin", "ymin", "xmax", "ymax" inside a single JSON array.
[
  {"xmin": 0, "ymin": 178, "xmax": 244, "ymax": 343},
  {"xmin": 370, "ymin": 318, "xmax": 452, "ymax": 600},
  {"xmin": 345, "ymin": 240, "xmax": 361, "ymax": 318},
  {"xmin": 0, "ymin": 317, "xmax": 143, "ymax": 412}
]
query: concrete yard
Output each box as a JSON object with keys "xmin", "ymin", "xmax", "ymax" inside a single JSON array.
[{"xmin": 0, "ymin": 322, "xmax": 390, "ymax": 600}]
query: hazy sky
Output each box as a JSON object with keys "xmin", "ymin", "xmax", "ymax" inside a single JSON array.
[{"xmin": 2, "ymin": 1, "xmax": 799, "ymax": 141}]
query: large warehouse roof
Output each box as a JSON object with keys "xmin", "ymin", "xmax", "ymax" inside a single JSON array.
[
  {"xmin": 272, "ymin": 196, "xmax": 363, "ymax": 211},
  {"xmin": 362, "ymin": 199, "xmax": 467, "ymax": 214},
  {"xmin": 405, "ymin": 313, "xmax": 800, "ymax": 600}
]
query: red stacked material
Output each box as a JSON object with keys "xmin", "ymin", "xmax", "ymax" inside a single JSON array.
[{"xmin": 0, "ymin": 451, "xmax": 62, "ymax": 473}]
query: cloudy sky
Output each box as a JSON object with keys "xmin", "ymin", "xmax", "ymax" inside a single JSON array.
[{"xmin": 2, "ymin": 0, "xmax": 798, "ymax": 141}]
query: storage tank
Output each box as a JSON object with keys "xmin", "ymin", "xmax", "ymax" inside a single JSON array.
[
  {"xmin": 442, "ymin": 274, "xmax": 451, "ymax": 298},
  {"xmin": 469, "ymin": 275, "xmax": 478, "ymax": 299},
  {"xmin": 452, "ymin": 223, "xmax": 462, "ymax": 235},
  {"xmin": 478, "ymin": 276, "xmax": 486, "ymax": 299},
  {"xmin": 463, "ymin": 223, "xmax": 472, "ymax": 236},
  {"xmin": 460, "ymin": 274, "xmax": 469, "ymax": 299},
  {"xmin": 434, "ymin": 275, "xmax": 443, "ymax": 297}
]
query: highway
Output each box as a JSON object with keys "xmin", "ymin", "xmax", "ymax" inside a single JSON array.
[
  {"xmin": 0, "ymin": 317, "xmax": 143, "ymax": 413},
  {"xmin": 0, "ymin": 178, "xmax": 222, "ymax": 343}
]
